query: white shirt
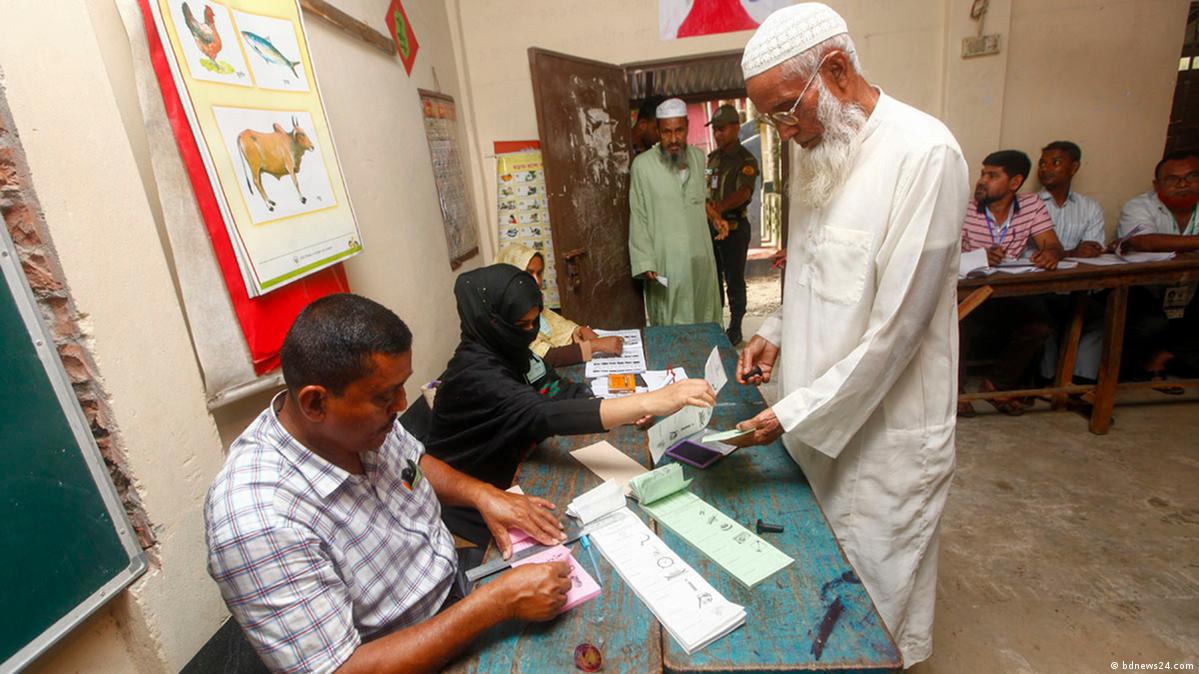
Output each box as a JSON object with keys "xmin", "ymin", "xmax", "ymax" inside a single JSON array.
[
  {"xmin": 756, "ymin": 92, "xmax": 968, "ymax": 667},
  {"xmin": 1038, "ymin": 189, "xmax": 1105, "ymax": 250},
  {"xmin": 1117, "ymin": 190, "xmax": 1198, "ymax": 237}
]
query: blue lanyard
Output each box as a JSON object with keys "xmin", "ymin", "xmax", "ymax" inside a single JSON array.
[{"xmin": 984, "ymin": 207, "xmax": 1010, "ymax": 247}]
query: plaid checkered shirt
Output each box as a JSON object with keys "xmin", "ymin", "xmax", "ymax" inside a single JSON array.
[{"xmin": 205, "ymin": 394, "xmax": 458, "ymax": 673}]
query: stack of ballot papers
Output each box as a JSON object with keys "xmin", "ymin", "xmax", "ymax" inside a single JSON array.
[
  {"xmin": 588, "ymin": 507, "xmax": 745, "ymax": 653},
  {"xmin": 507, "ymin": 528, "xmax": 601, "ymax": 613},
  {"xmin": 628, "ymin": 464, "xmax": 793, "ymax": 588},
  {"xmin": 584, "ymin": 329, "xmax": 648, "ymax": 377}
]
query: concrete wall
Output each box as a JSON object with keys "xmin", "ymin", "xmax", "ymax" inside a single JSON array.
[
  {"xmin": 450, "ymin": 0, "xmax": 1188, "ymax": 247},
  {"xmin": 1000, "ymin": 0, "xmax": 1188, "ymax": 237},
  {"xmin": 1, "ymin": 0, "xmax": 479, "ymax": 671}
]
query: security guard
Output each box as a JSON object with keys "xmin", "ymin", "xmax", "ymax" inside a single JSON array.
[{"xmin": 705, "ymin": 104, "xmax": 759, "ymax": 345}]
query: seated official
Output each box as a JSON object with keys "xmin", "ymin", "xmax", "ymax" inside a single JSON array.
[
  {"xmin": 959, "ymin": 150, "xmax": 1064, "ymax": 416},
  {"xmin": 1117, "ymin": 150, "xmax": 1199, "ymax": 383},
  {"xmin": 495, "ymin": 243, "xmax": 623, "ymax": 367},
  {"xmin": 1036, "ymin": 140, "xmax": 1106, "ymax": 384},
  {"xmin": 205, "ymin": 294, "xmax": 573, "ymax": 674},
  {"xmin": 425, "ymin": 263, "xmax": 714, "ymax": 543}
]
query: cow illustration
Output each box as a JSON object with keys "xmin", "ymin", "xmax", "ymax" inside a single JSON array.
[{"xmin": 236, "ymin": 117, "xmax": 315, "ymax": 211}]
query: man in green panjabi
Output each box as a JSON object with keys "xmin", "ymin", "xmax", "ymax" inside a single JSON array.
[{"xmin": 628, "ymin": 97, "xmax": 722, "ymax": 326}]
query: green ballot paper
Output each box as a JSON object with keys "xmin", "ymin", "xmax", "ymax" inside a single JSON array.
[
  {"xmin": 701, "ymin": 428, "xmax": 753, "ymax": 444},
  {"xmin": 629, "ymin": 464, "xmax": 793, "ymax": 588}
]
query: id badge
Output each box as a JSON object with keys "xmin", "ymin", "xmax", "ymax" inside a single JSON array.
[
  {"xmin": 525, "ymin": 355, "xmax": 548, "ymax": 384},
  {"xmin": 1163, "ymin": 284, "xmax": 1191, "ymax": 319}
]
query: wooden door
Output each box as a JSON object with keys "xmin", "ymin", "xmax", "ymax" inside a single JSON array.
[{"xmin": 528, "ymin": 48, "xmax": 645, "ymax": 328}]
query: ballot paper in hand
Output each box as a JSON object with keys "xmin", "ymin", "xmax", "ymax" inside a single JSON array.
[
  {"xmin": 648, "ymin": 347, "xmax": 726, "ymax": 463},
  {"xmin": 628, "ymin": 464, "xmax": 793, "ymax": 588},
  {"xmin": 585, "ymin": 329, "xmax": 648, "ymax": 377},
  {"xmin": 588, "ymin": 507, "xmax": 745, "ymax": 653},
  {"xmin": 656, "ymin": 275, "xmax": 669, "ymax": 288}
]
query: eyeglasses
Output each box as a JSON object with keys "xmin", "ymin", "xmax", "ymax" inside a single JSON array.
[
  {"xmin": 758, "ymin": 52, "xmax": 834, "ymax": 129},
  {"xmin": 1160, "ymin": 171, "xmax": 1199, "ymax": 188}
]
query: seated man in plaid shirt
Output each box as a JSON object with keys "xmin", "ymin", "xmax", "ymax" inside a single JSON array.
[
  {"xmin": 959, "ymin": 150, "xmax": 1065, "ymax": 416},
  {"xmin": 205, "ymin": 294, "xmax": 571, "ymax": 673}
]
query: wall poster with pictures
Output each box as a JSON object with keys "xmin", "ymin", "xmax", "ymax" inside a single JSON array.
[
  {"xmin": 147, "ymin": 0, "xmax": 362, "ymax": 296},
  {"xmin": 419, "ymin": 90, "xmax": 479, "ymax": 269}
]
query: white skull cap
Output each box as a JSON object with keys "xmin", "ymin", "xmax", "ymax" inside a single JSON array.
[
  {"xmin": 655, "ymin": 97, "xmax": 688, "ymax": 119},
  {"xmin": 741, "ymin": 3, "xmax": 849, "ymax": 79}
]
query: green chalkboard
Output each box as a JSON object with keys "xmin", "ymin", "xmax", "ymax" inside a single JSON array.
[{"xmin": 0, "ymin": 230, "xmax": 145, "ymax": 672}]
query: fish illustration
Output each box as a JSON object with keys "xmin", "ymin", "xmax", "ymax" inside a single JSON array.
[{"xmin": 241, "ymin": 31, "xmax": 300, "ymax": 77}]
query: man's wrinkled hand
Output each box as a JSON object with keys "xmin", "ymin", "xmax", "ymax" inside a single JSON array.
[
  {"xmin": 726, "ymin": 407, "xmax": 784, "ymax": 447},
  {"xmin": 737, "ymin": 335, "xmax": 779, "ymax": 384},
  {"xmin": 477, "ymin": 489, "xmax": 564, "ymax": 559}
]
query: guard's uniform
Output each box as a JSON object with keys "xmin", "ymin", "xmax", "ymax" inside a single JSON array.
[{"xmin": 706, "ymin": 141, "xmax": 759, "ymax": 340}]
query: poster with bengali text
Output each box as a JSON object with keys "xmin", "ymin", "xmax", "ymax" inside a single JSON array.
[{"xmin": 496, "ymin": 150, "xmax": 560, "ymax": 308}]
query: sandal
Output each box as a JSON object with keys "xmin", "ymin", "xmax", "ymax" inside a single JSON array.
[
  {"xmin": 1148, "ymin": 370, "xmax": 1185, "ymax": 396},
  {"xmin": 979, "ymin": 380, "xmax": 1025, "ymax": 416}
]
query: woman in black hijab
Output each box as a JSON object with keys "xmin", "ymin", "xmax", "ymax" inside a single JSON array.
[{"xmin": 426, "ymin": 263, "xmax": 713, "ymax": 544}]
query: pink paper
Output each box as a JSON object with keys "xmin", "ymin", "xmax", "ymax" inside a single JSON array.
[{"xmin": 508, "ymin": 529, "xmax": 600, "ymax": 613}]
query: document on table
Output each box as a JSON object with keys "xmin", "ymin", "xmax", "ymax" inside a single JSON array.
[
  {"xmin": 1066, "ymin": 251, "xmax": 1176, "ymax": 266},
  {"xmin": 585, "ymin": 329, "xmax": 648, "ymax": 377},
  {"xmin": 508, "ymin": 529, "xmax": 601, "ymax": 613},
  {"xmin": 647, "ymin": 347, "xmax": 725, "ymax": 463},
  {"xmin": 570, "ymin": 441, "xmax": 648, "ymax": 494},
  {"xmin": 958, "ymin": 247, "xmax": 992, "ymax": 278},
  {"xmin": 588, "ymin": 507, "xmax": 746, "ymax": 653},
  {"xmin": 629, "ymin": 464, "xmax": 793, "ymax": 588}
]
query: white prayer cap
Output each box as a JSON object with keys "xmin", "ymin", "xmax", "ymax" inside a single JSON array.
[
  {"xmin": 655, "ymin": 97, "xmax": 687, "ymax": 119},
  {"xmin": 741, "ymin": 3, "xmax": 849, "ymax": 79}
]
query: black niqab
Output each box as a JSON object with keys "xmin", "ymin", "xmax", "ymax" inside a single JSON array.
[{"xmin": 454, "ymin": 264, "xmax": 542, "ymax": 370}]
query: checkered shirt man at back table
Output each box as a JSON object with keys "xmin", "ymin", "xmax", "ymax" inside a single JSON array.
[{"xmin": 205, "ymin": 294, "xmax": 572, "ymax": 674}]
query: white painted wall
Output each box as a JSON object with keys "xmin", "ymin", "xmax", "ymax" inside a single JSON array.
[
  {"xmin": 3, "ymin": 0, "xmax": 481, "ymax": 670},
  {"xmin": 450, "ymin": 0, "xmax": 1188, "ymax": 246}
]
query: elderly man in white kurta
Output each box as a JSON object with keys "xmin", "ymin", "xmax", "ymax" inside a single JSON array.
[{"xmin": 728, "ymin": 4, "xmax": 969, "ymax": 667}]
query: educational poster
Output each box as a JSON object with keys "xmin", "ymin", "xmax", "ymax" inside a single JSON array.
[
  {"xmin": 419, "ymin": 90, "xmax": 479, "ymax": 270},
  {"xmin": 148, "ymin": 0, "xmax": 362, "ymax": 296},
  {"xmin": 659, "ymin": 0, "xmax": 794, "ymax": 40},
  {"xmin": 496, "ymin": 148, "xmax": 560, "ymax": 308},
  {"xmin": 233, "ymin": 9, "xmax": 309, "ymax": 92}
]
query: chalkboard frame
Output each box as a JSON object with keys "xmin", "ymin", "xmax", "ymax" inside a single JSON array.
[{"xmin": 0, "ymin": 227, "xmax": 147, "ymax": 673}]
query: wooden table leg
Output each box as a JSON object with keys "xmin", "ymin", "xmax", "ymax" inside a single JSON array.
[
  {"xmin": 1052, "ymin": 292, "xmax": 1086, "ymax": 410},
  {"xmin": 1090, "ymin": 286, "xmax": 1128, "ymax": 434}
]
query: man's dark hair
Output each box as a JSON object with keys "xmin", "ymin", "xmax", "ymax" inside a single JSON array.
[
  {"xmin": 1155, "ymin": 149, "xmax": 1199, "ymax": 180},
  {"xmin": 636, "ymin": 97, "xmax": 663, "ymax": 123},
  {"xmin": 280, "ymin": 293, "xmax": 412, "ymax": 396},
  {"xmin": 1041, "ymin": 140, "xmax": 1081, "ymax": 164},
  {"xmin": 983, "ymin": 150, "xmax": 1033, "ymax": 182}
]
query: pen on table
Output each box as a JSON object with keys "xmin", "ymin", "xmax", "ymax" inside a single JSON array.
[{"xmin": 580, "ymin": 534, "xmax": 602, "ymax": 586}]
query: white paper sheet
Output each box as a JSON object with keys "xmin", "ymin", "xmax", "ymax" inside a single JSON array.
[
  {"xmin": 589, "ymin": 508, "xmax": 745, "ymax": 654},
  {"xmin": 585, "ymin": 329, "xmax": 648, "ymax": 377}
]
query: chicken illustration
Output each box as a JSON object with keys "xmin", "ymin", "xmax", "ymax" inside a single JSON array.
[{"xmin": 182, "ymin": 2, "xmax": 222, "ymax": 63}]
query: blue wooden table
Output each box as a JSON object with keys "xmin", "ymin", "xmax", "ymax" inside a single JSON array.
[{"xmin": 445, "ymin": 324, "xmax": 901, "ymax": 673}]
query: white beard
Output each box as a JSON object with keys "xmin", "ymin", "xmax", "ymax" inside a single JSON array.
[{"xmin": 793, "ymin": 82, "xmax": 868, "ymax": 209}]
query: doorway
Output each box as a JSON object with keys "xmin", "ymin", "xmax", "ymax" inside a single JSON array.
[
  {"xmin": 626, "ymin": 52, "xmax": 786, "ymax": 340},
  {"xmin": 527, "ymin": 48, "xmax": 786, "ymax": 332}
]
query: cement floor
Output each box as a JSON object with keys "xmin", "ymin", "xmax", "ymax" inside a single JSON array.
[
  {"xmin": 909, "ymin": 392, "xmax": 1199, "ymax": 673},
  {"xmin": 724, "ymin": 275, "xmax": 1198, "ymax": 672}
]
